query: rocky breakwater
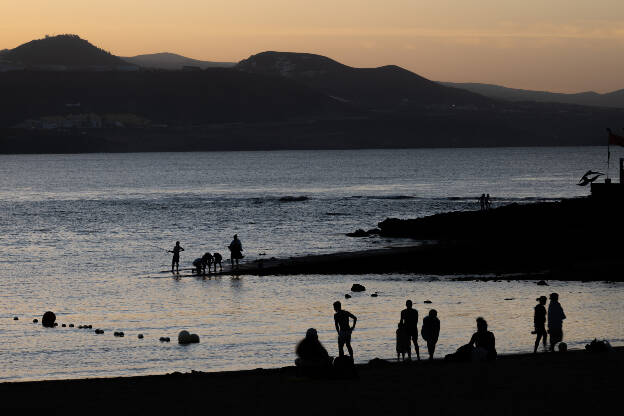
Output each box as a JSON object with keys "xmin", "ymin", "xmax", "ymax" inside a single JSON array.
[{"xmin": 373, "ymin": 197, "xmax": 623, "ymax": 280}]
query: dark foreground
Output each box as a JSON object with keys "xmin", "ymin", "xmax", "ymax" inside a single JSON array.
[{"xmin": 1, "ymin": 349, "xmax": 621, "ymax": 415}]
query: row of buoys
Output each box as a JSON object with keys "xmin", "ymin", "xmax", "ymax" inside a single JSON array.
[{"xmin": 20, "ymin": 311, "xmax": 200, "ymax": 345}]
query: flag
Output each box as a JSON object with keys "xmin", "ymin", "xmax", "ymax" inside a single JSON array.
[{"xmin": 607, "ymin": 128, "xmax": 624, "ymax": 146}]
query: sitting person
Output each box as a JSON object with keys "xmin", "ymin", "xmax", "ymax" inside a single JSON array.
[
  {"xmin": 295, "ymin": 328, "xmax": 332, "ymax": 371},
  {"xmin": 396, "ymin": 322, "xmax": 411, "ymax": 361},
  {"xmin": 469, "ymin": 317, "xmax": 497, "ymax": 361}
]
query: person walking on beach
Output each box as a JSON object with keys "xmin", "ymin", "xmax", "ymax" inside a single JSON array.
[
  {"xmin": 469, "ymin": 317, "xmax": 497, "ymax": 361},
  {"xmin": 547, "ymin": 293, "xmax": 566, "ymax": 351},
  {"xmin": 228, "ymin": 234, "xmax": 243, "ymax": 269},
  {"xmin": 333, "ymin": 301, "xmax": 357, "ymax": 358},
  {"xmin": 533, "ymin": 296, "xmax": 548, "ymax": 353},
  {"xmin": 168, "ymin": 241, "xmax": 184, "ymax": 273},
  {"xmin": 400, "ymin": 300, "xmax": 420, "ymax": 360},
  {"xmin": 421, "ymin": 309, "xmax": 440, "ymax": 360}
]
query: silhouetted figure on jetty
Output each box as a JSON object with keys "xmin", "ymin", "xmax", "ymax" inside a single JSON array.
[
  {"xmin": 479, "ymin": 193, "xmax": 486, "ymax": 210},
  {"xmin": 400, "ymin": 300, "xmax": 420, "ymax": 360},
  {"xmin": 333, "ymin": 301, "xmax": 357, "ymax": 358},
  {"xmin": 213, "ymin": 252, "xmax": 223, "ymax": 272},
  {"xmin": 168, "ymin": 241, "xmax": 184, "ymax": 273},
  {"xmin": 421, "ymin": 309, "xmax": 440, "ymax": 360},
  {"xmin": 533, "ymin": 296, "xmax": 548, "ymax": 353},
  {"xmin": 228, "ymin": 234, "xmax": 243, "ymax": 269},
  {"xmin": 469, "ymin": 317, "xmax": 497, "ymax": 361},
  {"xmin": 396, "ymin": 322, "xmax": 410, "ymax": 361},
  {"xmin": 295, "ymin": 328, "xmax": 332, "ymax": 376},
  {"xmin": 548, "ymin": 292, "xmax": 566, "ymax": 351}
]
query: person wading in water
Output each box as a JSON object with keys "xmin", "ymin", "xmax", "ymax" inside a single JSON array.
[
  {"xmin": 228, "ymin": 234, "xmax": 243, "ymax": 269},
  {"xmin": 333, "ymin": 301, "xmax": 357, "ymax": 359},
  {"xmin": 168, "ymin": 241, "xmax": 184, "ymax": 273}
]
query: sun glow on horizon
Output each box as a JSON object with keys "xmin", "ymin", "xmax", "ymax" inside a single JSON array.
[{"xmin": 1, "ymin": 0, "xmax": 623, "ymax": 93}]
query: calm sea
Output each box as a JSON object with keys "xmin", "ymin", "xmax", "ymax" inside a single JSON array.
[{"xmin": 1, "ymin": 147, "xmax": 622, "ymax": 381}]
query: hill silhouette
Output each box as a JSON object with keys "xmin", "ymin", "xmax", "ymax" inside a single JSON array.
[
  {"xmin": 236, "ymin": 52, "xmax": 493, "ymax": 109},
  {"xmin": 442, "ymin": 82, "xmax": 624, "ymax": 109},
  {"xmin": 0, "ymin": 34, "xmax": 132, "ymax": 69},
  {"xmin": 122, "ymin": 52, "xmax": 235, "ymax": 70}
]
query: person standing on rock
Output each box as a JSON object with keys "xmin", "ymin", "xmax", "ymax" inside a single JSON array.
[
  {"xmin": 400, "ymin": 300, "xmax": 420, "ymax": 360},
  {"xmin": 168, "ymin": 241, "xmax": 184, "ymax": 273},
  {"xmin": 333, "ymin": 301, "xmax": 357, "ymax": 359},
  {"xmin": 533, "ymin": 296, "xmax": 548, "ymax": 353},
  {"xmin": 228, "ymin": 234, "xmax": 243, "ymax": 269},
  {"xmin": 547, "ymin": 293, "xmax": 566, "ymax": 352}
]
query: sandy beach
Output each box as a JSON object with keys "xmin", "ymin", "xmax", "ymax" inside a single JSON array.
[{"xmin": 1, "ymin": 348, "xmax": 620, "ymax": 415}]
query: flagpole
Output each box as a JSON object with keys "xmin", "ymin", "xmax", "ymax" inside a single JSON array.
[{"xmin": 607, "ymin": 128, "xmax": 611, "ymax": 180}]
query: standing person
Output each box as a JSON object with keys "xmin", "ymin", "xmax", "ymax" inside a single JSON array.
[
  {"xmin": 547, "ymin": 293, "xmax": 566, "ymax": 351},
  {"xmin": 421, "ymin": 309, "xmax": 440, "ymax": 360},
  {"xmin": 396, "ymin": 322, "xmax": 411, "ymax": 361},
  {"xmin": 168, "ymin": 241, "xmax": 184, "ymax": 273},
  {"xmin": 533, "ymin": 296, "xmax": 548, "ymax": 353},
  {"xmin": 333, "ymin": 301, "xmax": 357, "ymax": 358},
  {"xmin": 400, "ymin": 300, "xmax": 420, "ymax": 360},
  {"xmin": 228, "ymin": 234, "xmax": 243, "ymax": 269},
  {"xmin": 485, "ymin": 194, "xmax": 492, "ymax": 210},
  {"xmin": 479, "ymin": 194, "xmax": 486, "ymax": 211}
]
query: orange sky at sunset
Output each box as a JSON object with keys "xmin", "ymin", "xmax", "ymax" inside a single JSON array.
[{"xmin": 2, "ymin": 0, "xmax": 623, "ymax": 93}]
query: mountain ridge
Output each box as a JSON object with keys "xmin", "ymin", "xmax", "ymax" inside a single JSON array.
[
  {"xmin": 122, "ymin": 52, "xmax": 235, "ymax": 70},
  {"xmin": 236, "ymin": 51, "xmax": 493, "ymax": 109},
  {"xmin": 441, "ymin": 82, "xmax": 624, "ymax": 109}
]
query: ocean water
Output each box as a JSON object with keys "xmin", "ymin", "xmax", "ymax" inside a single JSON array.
[{"xmin": 0, "ymin": 147, "xmax": 622, "ymax": 382}]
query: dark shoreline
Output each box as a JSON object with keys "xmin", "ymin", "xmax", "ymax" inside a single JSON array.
[{"xmin": 2, "ymin": 348, "xmax": 621, "ymax": 415}]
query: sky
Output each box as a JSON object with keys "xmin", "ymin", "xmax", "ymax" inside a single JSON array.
[{"xmin": 1, "ymin": 0, "xmax": 623, "ymax": 93}]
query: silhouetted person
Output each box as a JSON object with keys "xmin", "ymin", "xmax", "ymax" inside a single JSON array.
[
  {"xmin": 333, "ymin": 301, "xmax": 357, "ymax": 358},
  {"xmin": 396, "ymin": 322, "xmax": 411, "ymax": 361},
  {"xmin": 168, "ymin": 241, "xmax": 184, "ymax": 273},
  {"xmin": 400, "ymin": 300, "xmax": 420, "ymax": 360},
  {"xmin": 213, "ymin": 252, "xmax": 223, "ymax": 272},
  {"xmin": 485, "ymin": 194, "xmax": 492, "ymax": 210},
  {"xmin": 295, "ymin": 328, "xmax": 331, "ymax": 369},
  {"xmin": 421, "ymin": 309, "xmax": 440, "ymax": 360},
  {"xmin": 228, "ymin": 234, "xmax": 243, "ymax": 269},
  {"xmin": 202, "ymin": 252, "xmax": 214, "ymax": 274},
  {"xmin": 533, "ymin": 296, "xmax": 548, "ymax": 353},
  {"xmin": 548, "ymin": 292, "xmax": 566, "ymax": 351},
  {"xmin": 192, "ymin": 257, "xmax": 204, "ymax": 275},
  {"xmin": 469, "ymin": 317, "xmax": 497, "ymax": 361},
  {"xmin": 479, "ymin": 193, "xmax": 486, "ymax": 210}
]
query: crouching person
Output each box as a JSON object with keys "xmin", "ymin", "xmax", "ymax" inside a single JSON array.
[{"xmin": 295, "ymin": 328, "xmax": 332, "ymax": 377}]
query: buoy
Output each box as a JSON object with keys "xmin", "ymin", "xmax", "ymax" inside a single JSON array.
[
  {"xmin": 42, "ymin": 311, "xmax": 56, "ymax": 328},
  {"xmin": 178, "ymin": 330, "xmax": 192, "ymax": 344}
]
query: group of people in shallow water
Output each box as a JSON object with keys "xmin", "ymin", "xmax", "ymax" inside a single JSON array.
[
  {"xmin": 295, "ymin": 294, "xmax": 567, "ymax": 372},
  {"xmin": 168, "ymin": 234, "xmax": 244, "ymax": 274}
]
